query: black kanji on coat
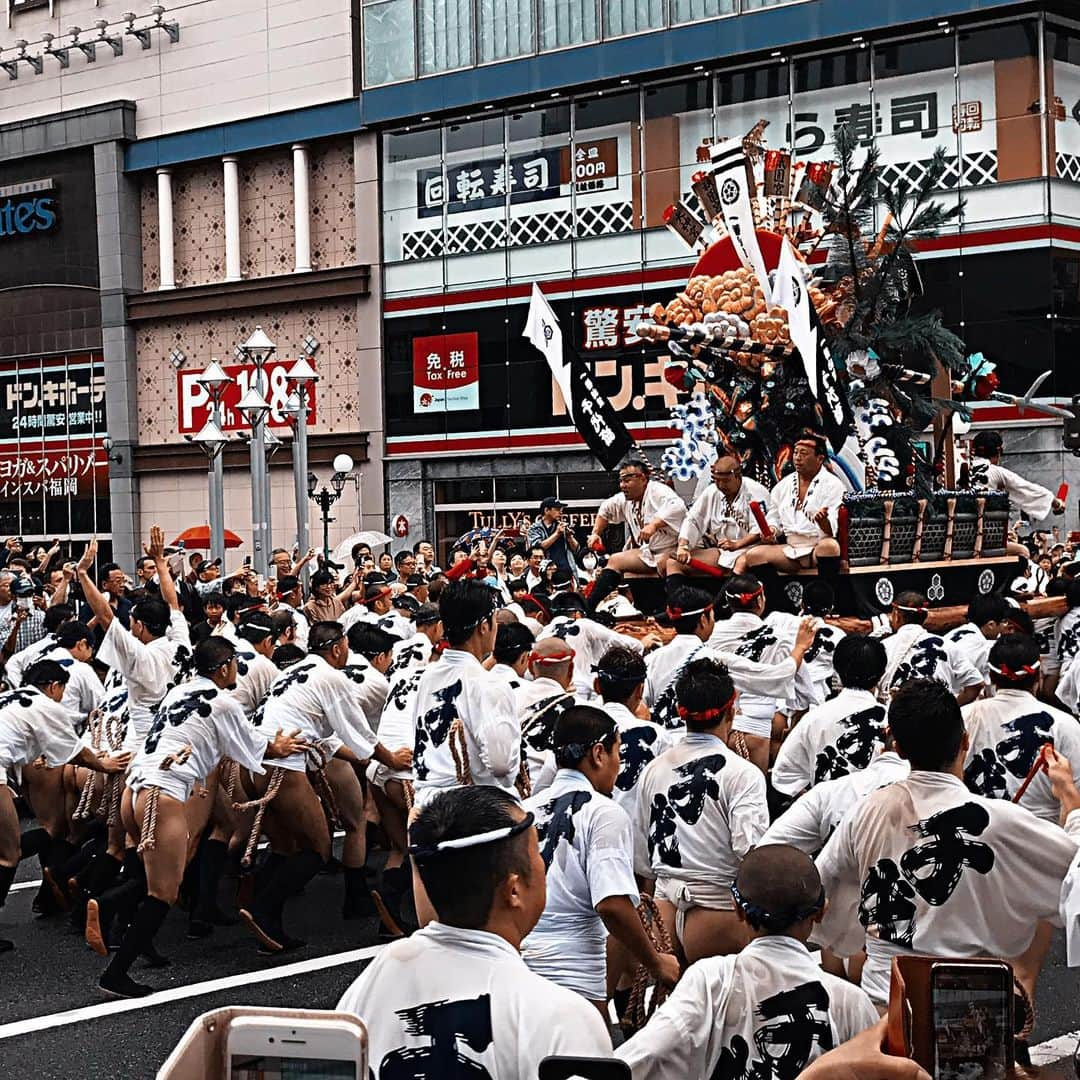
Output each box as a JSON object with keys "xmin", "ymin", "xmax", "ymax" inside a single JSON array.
[
  {"xmin": 413, "ymin": 680, "xmax": 464, "ymax": 781},
  {"xmin": 380, "ymin": 994, "xmax": 494, "ymax": 1079},
  {"xmin": 997, "ymin": 711, "xmax": 1054, "ymax": 779},
  {"xmin": 900, "ymin": 802, "xmax": 995, "ymax": 906},
  {"xmin": 859, "ymin": 859, "xmax": 917, "ymax": 946},
  {"xmin": 616, "ymin": 726, "xmax": 661, "ymax": 792},
  {"xmin": 522, "ymin": 693, "xmax": 574, "ymax": 753},
  {"xmin": 269, "ymin": 661, "xmax": 316, "ymax": 698},
  {"xmin": 734, "ymin": 625, "xmax": 777, "ymax": 663},
  {"xmin": 963, "ymin": 748, "xmax": 1008, "ymax": 799},
  {"xmin": 535, "ymin": 789, "xmax": 593, "ymax": 868},
  {"xmin": 144, "ymin": 686, "xmax": 217, "ymax": 753},
  {"xmin": 754, "ymin": 982, "xmax": 834, "ymax": 1080}
]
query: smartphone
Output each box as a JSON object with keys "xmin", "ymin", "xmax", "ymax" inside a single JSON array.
[
  {"xmin": 226, "ymin": 1016, "xmax": 366, "ymax": 1079},
  {"xmin": 244, "ymin": 555, "xmax": 252, "ymax": 567},
  {"xmin": 177, "ymin": 540, "xmax": 186, "ymax": 551},
  {"xmin": 539, "ymin": 1058, "xmax": 630, "ymax": 1080},
  {"xmin": 15, "ymin": 596, "xmax": 30, "ymax": 612},
  {"xmin": 930, "ymin": 961, "xmax": 1012, "ymax": 1080}
]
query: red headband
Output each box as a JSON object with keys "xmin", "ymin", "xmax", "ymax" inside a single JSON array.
[
  {"xmin": 676, "ymin": 692, "xmax": 736, "ymax": 723},
  {"xmin": 530, "ymin": 647, "xmax": 575, "ymax": 664},
  {"xmin": 364, "ymin": 587, "xmax": 392, "ymax": 606},
  {"xmin": 726, "ymin": 585, "xmax": 763, "ymax": 606},
  {"xmin": 666, "ymin": 602, "xmax": 713, "ymax": 621},
  {"xmin": 990, "ymin": 661, "xmax": 1040, "ymax": 680},
  {"xmin": 519, "ymin": 593, "xmax": 550, "ymax": 616}
]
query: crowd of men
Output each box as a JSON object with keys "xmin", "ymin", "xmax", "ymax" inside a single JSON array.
[{"xmin": 0, "ymin": 430, "xmax": 1077, "ymax": 1079}]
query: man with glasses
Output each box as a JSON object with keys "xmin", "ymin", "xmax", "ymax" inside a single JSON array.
[
  {"xmin": 586, "ymin": 457, "xmax": 687, "ymax": 612},
  {"xmin": 661, "ymin": 455, "xmax": 772, "ymax": 594}
]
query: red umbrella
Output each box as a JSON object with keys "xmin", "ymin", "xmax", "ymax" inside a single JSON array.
[{"xmin": 172, "ymin": 525, "xmax": 244, "ymax": 550}]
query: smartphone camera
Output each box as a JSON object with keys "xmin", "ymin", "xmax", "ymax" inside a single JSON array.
[{"xmin": 931, "ymin": 962, "xmax": 1012, "ymax": 1080}]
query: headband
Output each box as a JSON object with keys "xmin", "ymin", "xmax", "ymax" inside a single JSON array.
[
  {"xmin": 666, "ymin": 602, "xmax": 713, "ymax": 621},
  {"xmin": 408, "ymin": 812, "xmax": 535, "ymax": 861},
  {"xmin": 730, "ymin": 881, "xmax": 826, "ymax": 930},
  {"xmin": 725, "ymin": 585, "xmax": 763, "ymax": 606},
  {"xmin": 989, "ymin": 660, "xmax": 1040, "ymax": 680},
  {"xmin": 519, "ymin": 593, "xmax": 550, "ymax": 616},
  {"xmin": 530, "ymin": 647, "xmax": 575, "ymax": 664},
  {"xmin": 676, "ymin": 691, "xmax": 736, "ymax": 723},
  {"xmin": 364, "ymin": 587, "xmax": 392, "ymax": 606},
  {"xmin": 557, "ymin": 721, "xmax": 617, "ymax": 764},
  {"xmin": 895, "ymin": 604, "xmax": 927, "ymax": 614}
]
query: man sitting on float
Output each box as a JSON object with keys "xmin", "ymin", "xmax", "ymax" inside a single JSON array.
[{"xmin": 735, "ymin": 433, "xmax": 844, "ymax": 585}]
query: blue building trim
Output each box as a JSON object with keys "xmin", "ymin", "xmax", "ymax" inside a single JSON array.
[
  {"xmin": 359, "ymin": 0, "xmax": 1018, "ymax": 125},
  {"xmin": 124, "ymin": 98, "xmax": 362, "ymax": 172}
]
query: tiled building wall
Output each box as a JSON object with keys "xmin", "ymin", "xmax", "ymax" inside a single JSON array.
[
  {"xmin": 310, "ymin": 140, "xmax": 357, "ymax": 271},
  {"xmin": 135, "ymin": 298, "xmax": 363, "ymax": 446},
  {"xmin": 239, "ymin": 151, "xmax": 295, "ymax": 280},
  {"xmin": 171, "ymin": 161, "xmax": 227, "ymax": 289}
]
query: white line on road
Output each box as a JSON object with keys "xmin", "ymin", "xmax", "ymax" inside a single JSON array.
[
  {"xmin": 0, "ymin": 942, "xmax": 387, "ymax": 1041},
  {"xmin": 1031, "ymin": 1030, "xmax": 1079, "ymax": 1066}
]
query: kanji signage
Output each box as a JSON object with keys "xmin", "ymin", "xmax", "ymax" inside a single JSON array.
[
  {"xmin": 412, "ymin": 332, "xmax": 480, "ymax": 412},
  {"xmin": 0, "ymin": 441, "xmax": 106, "ymax": 500},
  {"xmin": 177, "ymin": 360, "xmax": 319, "ymax": 435},
  {"xmin": 0, "ymin": 357, "xmax": 105, "ymax": 440}
]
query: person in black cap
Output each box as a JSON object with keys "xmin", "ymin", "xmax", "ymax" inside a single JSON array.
[
  {"xmin": 527, "ymin": 497, "xmax": 580, "ymax": 585},
  {"xmin": 405, "ymin": 572, "xmax": 429, "ymax": 605}
]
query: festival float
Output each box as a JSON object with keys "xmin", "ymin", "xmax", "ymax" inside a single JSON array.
[{"xmin": 628, "ymin": 120, "xmax": 1060, "ymax": 616}]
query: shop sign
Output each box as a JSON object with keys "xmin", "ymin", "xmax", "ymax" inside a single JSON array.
[
  {"xmin": 461, "ymin": 507, "xmax": 597, "ymax": 531},
  {"xmin": 412, "ymin": 332, "xmax": 479, "ymax": 412},
  {"xmin": 0, "ymin": 179, "xmax": 57, "ymax": 241},
  {"xmin": 0, "ymin": 358, "xmax": 105, "ymax": 440},
  {"xmin": 0, "ymin": 441, "xmax": 106, "ymax": 500},
  {"xmin": 177, "ymin": 360, "xmax": 319, "ymax": 434}
]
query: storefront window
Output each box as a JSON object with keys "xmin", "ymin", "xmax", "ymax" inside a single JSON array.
[
  {"xmin": 477, "ymin": 0, "xmax": 533, "ymax": 62},
  {"xmin": 602, "ymin": 0, "xmax": 663, "ymax": 39},
  {"xmin": 418, "ymin": 0, "xmax": 473, "ymax": 74},
  {"xmin": 643, "ymin": 78, "xmax": 713, "ymax": 229},
  {"xmin": 1048, "ymin": 24, "xmax": 1080, "ymax": 185},
  {"xmin": 362, "ymin": 0, "xmax": 416, "ymax": 86},
  {"xmin": 382, "ymin": 126, "xmax": 442, "ymax": 266},
  {"xmin": 537, "ymin": 0, "xmax": 598, "ymax": 52}
]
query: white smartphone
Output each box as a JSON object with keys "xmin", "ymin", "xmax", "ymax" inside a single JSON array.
[{"xmin": 226, "ymin": 1016, "xmax": 366, "ymax": 1079}]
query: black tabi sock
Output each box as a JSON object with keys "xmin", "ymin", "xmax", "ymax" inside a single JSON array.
[
  {"xmin": 105, "ymin": 896, "xmax": 170, "ymax": 979},
  {"xmin": 256, "ymin": 851, "xmax": 324, "ymax": 926},
  {"xmin": 0, "ymin": 863, "xmax": 16, "ymax": 908},
  {"xmin": 588, "ymin": 568, "xmax": 623, "ymax": 612},
  {"xmin": 192, "ymin": 839, "xmax": 229, "ymax": 921},
  {"xmin": 18, "ymin": 828, "xmax": 50, "ymax": 862}
]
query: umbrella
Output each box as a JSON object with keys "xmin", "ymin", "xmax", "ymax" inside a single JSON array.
[
  {"xmin": 333, "ymin": 530, "xmax": 393, "ymax": 565},
  {"xmin": 455, "ymin": 526, "xmax": 522, "ymax": 549},
  {"xmin": 172, "ymin": 525, "xmax": 244, "ymax": 550}
]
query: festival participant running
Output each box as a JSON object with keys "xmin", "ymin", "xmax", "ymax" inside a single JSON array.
[
  {"xmin": 228, "ymin": 613, "xmax": 280, "ymax": 718},
  {"xmin": 489, "ymin": 622, "xmax": 533, "ymax": 691},
  {"xmin": 970, "ymin": 431, "xmax": 1065, "ymax": 540},
  {"xmin": 412, "ymin": 580, "xmax": 520, "ymax": 807},
  {"xmin": 944, "ymin": 594, "xmax": 1010, "ymax": 684},
  {"xmin": 386, "ymin": 604, "xmax": 443, "ymax": 678},
  {"xmin": 662, "ymin": 455, "xmax": 771, "ymax": 588},
  {"xmin": 815, "ymin": 678, "xmax": 1080, "ymax": 1009},
  {"xmin": 772, "ymin": 636, "xmax": 888, "ymax": 799},
  {"xmin": 79, "ymin": 529, "xmax": 192, "ymax": 753},
  {"xmin": 522, "ymin": 706, "xmax": 679, "ymax": 1009},
  {"xmin": 94, "ymin": 638, "xmax": 305, "ymax": 998},
  {"xmin": 242, "ymin": 622, "xmax": 412, "ymax": 951},
  {"xmin": 336, "ymin": 786, "xmax": 612, "ymax": 1075},
  {"xmin": 880, "ymin": 592, "xmax": 984, "ymax": 705},
  {"xmin": 587, "ymin": 457, "xmax": 688, "ymax": 611},
  {"xmin": 616, "ymin": 845, "xmax": 878, "ymax": 1080},
  {"xmin": 635, "ymin": 658, "xmax": 768, "ymax": 963},
  {"xmin": 0, "ymin": 661, "xmax": 129, "ymax": 952},
  {"xmin": 961, "ymin": 634, "xmax": 1080, "ymax": 821},
  {"xmin": 594, "ymin": 645, "xmax": 674, "ymax": 817},
  {"xmin": 4, "ymin": 602, "xmax": 74, "ymax": 689},
  {"xmin": 736, "ymin": 433, "xmax": 844, "ymax": 581}
]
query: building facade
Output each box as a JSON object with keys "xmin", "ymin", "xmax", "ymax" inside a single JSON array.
[
  {"xmin": 364, "ymin": 0, "xmax": 1080, "ymax": 558},
  {"xmin": 0, "ymin": 0, "xmax": 379, "ymax": 569}
]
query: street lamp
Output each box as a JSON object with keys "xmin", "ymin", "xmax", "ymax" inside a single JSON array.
[
  {"xmin": 193, "ymin": 359, "xmax": 232, "ymax": 563},
  {"xmin": 236, "ymin": 327, "xmax": 276, "ymax": 575},
  {"xmin": 308, "ymin": 453, "xmax": 354, "ymax": 559},
  {"xmin": 283, "ymin": 356, "xmax": 318, "ymax": 582}
]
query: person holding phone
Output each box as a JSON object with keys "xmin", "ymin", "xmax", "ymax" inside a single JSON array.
[
  {"xmin": 336, "ymin": 785, "xmax": 612, "ymax": 1077},
  {"xmin": 617, "ymin": 845, "xmax": 878, "ymax": 1080},
  {"xmin": 814, "ymin": 678, "xmax": 1080, "ymax": 1012},
  {"xmin": 90, "ymin": 637, "xmax": 308, "ymax": 998}
]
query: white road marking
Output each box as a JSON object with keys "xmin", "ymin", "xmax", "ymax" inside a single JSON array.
[
  {"xmin": 1030, "ymin": 1030, "xmax": 1079, "ymax": 1065},
  {"xmin": 0, "ymin": 942, "xmax": 387, "ymax": 1040}
]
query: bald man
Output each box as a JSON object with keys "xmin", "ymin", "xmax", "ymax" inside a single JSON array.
[
  {"xmin": 514, "ymin": 638, "xmax": 579, "ymax": 793},
  {"xmin": 663, "ymin": 456, "xmax": 772, "ymax": 589}
]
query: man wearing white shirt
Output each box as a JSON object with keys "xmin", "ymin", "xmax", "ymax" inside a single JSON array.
[
  {"xmin": 515, "ymin": 638, "xmax": 578, "ymax": 793},
  {"xmin": 969, "ymin": 431, "xmax": 1064, "ymax": 537},
  {"xmin": 738, "ymin": 434, "xmax": 844, "ymax": 581},
  {"xmin": 386, "ymin": 603, "xmax": 443, "ymax": 678},
  {"xmin": 274, "ymin": 575, "xmax": 310, "ymax": 649},
  {"xmin": 489, "ymin": 622, "xmax": 533, "ymax": 691},
  {"xmin": 944, "ymin": 594, "xmax": 1009, "ymax": 684},
  {"xmin": 663, "ymin": 455, "xmax": 772, "ymax": 588},
  {"xmin": 587, "ymin": 457, "xmax": 687, "ymax": 611},
  {"xmin": 336, "ymin": 786, "xmax": 612, "ymax": 1077}
]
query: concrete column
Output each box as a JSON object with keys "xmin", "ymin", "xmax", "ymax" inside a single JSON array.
[
  {"xmin": 223, "ymin": 155, "xmax": 241, "ymax": 282},
  {"xmin": 292, "ymin": 143, "xmax": 312, "ymax": 273},
  {"xmin": 156, "ymin": 167, "xmax": 175, "ymax": 290}
]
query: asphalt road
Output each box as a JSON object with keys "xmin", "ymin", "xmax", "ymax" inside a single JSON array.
[{"xmin": 0, "ymin": 840, "xmax": 1076, "ymax": 1078}]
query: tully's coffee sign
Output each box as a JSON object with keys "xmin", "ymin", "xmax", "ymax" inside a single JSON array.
[{"xmin": 0, "ymin": 179, "xmax": 58, "ymax": 240}]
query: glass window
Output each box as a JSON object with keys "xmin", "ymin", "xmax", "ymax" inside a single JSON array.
[
  {"xmin": 715, "ymin": 62, "xmax": 789, "ymax": 147},
  {"xmin": 671, "ymin": 0, "xmax": 733, "ymax": 24},
  {"xmin": 434, "ymin": 478, "xmax": 495, "ymax": 504},
  {"xmin": 495, "ymin": 476, "xmax": 552, "ymax": 502},
  {"xmin": 742, "ymin": 0, "xmax": 800, "ymax": 8},
  {"xmin": 960, "ymin": 20, "xmax": 1039, "ymax": 122},
  {"xmin": 643, "ymin": 78, "xmax": 713, "ymax": 228},
  {"xmin": 1048, "ymin": 24, "xmax": 1080, "ymax": 182},
  {"xmin": 791, "ymin": 48, "xmax": 871, "ymax": 173},
  {"xmin": 538, "ymin": 0, "xmax": 598, "ymax": 53},
  {"xmin": 573, "ymin": 91, "xmax": 641, "ymax": 239},
  {"xmin": 382, "ymin": 127, "xmax": 443, "ymax": 265},
  {"xmin": 362, "ymin": 0, "xmax": 416, "ymax": 86},
  {"xmin": 602, "ymin": 0, "xmax": 663, "ymax": 39},
  {"xmin": 419, "ymin": 0, "xmax": 473, "ymax": 75},
  {"xmin": 478, "ymin": 0, "xmax": 533, "ymax": 62}
]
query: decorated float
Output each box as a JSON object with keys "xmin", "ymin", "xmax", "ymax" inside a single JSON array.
[{"xmin": 624, "ymin": 120, "xmax": 1058, "ymax": 615}]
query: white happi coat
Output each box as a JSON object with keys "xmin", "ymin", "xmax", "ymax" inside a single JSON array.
[
  {"xmin": 762, "ymin": 752, "xmax": 910, "ymax": 856},
  {"xmin": 645, "ymin": 632, "xmax": 801, "ymax": 731},
  {"xmin": 880, "ymin": 624, "xmax": 983, "ymax": 698},
  {"xmin": 538, "ymin": 615, "xmax": 642, "ymax": 702},
  {"xmin": 0, "ymin": 686, "xmax": 88, "ymax": 785},
  {"xmin": 771, "ymin": 688, "xmax": 887, "ymax": 797},
  {"xmin": 598, "ymin": 480, "xmax": 687, "ymax": 566},
  {"xmin": 522, "ymin": 769, "xmax": 638, "ymax": 1000},
  {"xmin": 1056, "ymin": 607, "xmax": 1080, "ymax": 679},
  {"xmin": 515, "ymin": 676, "xmax": 577, "ymax": 792},
  {"xmin": 634, "ymin": 732, "xmax": 767, "ymax": 906},
  {"xmin": 815, "ymin": 771, "xmax": 1080, "ymax": 1004},
  {"xmin": 679, "ymin": 478, "xmax": 772, "ymax": 569},
  {"xmin": 340, "ymin": 604, "xmax": 413, "ymax": 641},
  {"xmin": 600, "ymin": 700, "xmax": 676, "ymax": 817},
  {"xmin": 336, "ymin": 922, "xmax": 612, "ymax": 1078},
  {"xmin": 944, "ymin": 622, "xmax": 994, "ymax": 681},
  {"xmin": 254, "ymin": 653, "xmax": 380, "ymax": 772},
  {"xmin": 5, "ymin": 632, "xmax": 57, "ymax": 688},
  {"xmin": 387, "ymin": 633, "xmax": 434, "ymax": 678},
  {"xmin": 616, "ymin": 934, "xmax": 879, "ymax": 1080},
  {"xmin": 128, "ymin": 676, "xmax": 270, "ymax": 803},
  {"xmin": 788, "ymin": 622, "xmax": 844, "ymax": 712},
  {"xmin": 767, "ymin": 467, "xmax": 845, "ymax": 559},
  {"xmin": 37, "ymin": 645, "xmax": 106, "ymax": 723},
  {"xmin": 370, "ymin": 665, "xmax": 426, "ymax": 788},
  {"xmin": 230, "ymin": 643, "xmax": 280, "ymax": 718},
  {"xmin": 970, "ymin": 456, "xmax": 1055, "ymax": 520},
  {"xmin": 489, "ymin": 662, "xmax": 524, "ymax": 692},
  {"xmin": 411, "ymin": 649, "xmax": 520, "ymax": 806},
  {"xmin": 98, "ymin": 609, "xmax": 192, "ymax": 751},
  {"xmin": 961, "ymin": 688, "xmax": 1080, "ymax": 821},
  {"xmin": 344, "ymin": 651, "xmax": 390, "ymax": 731}
]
